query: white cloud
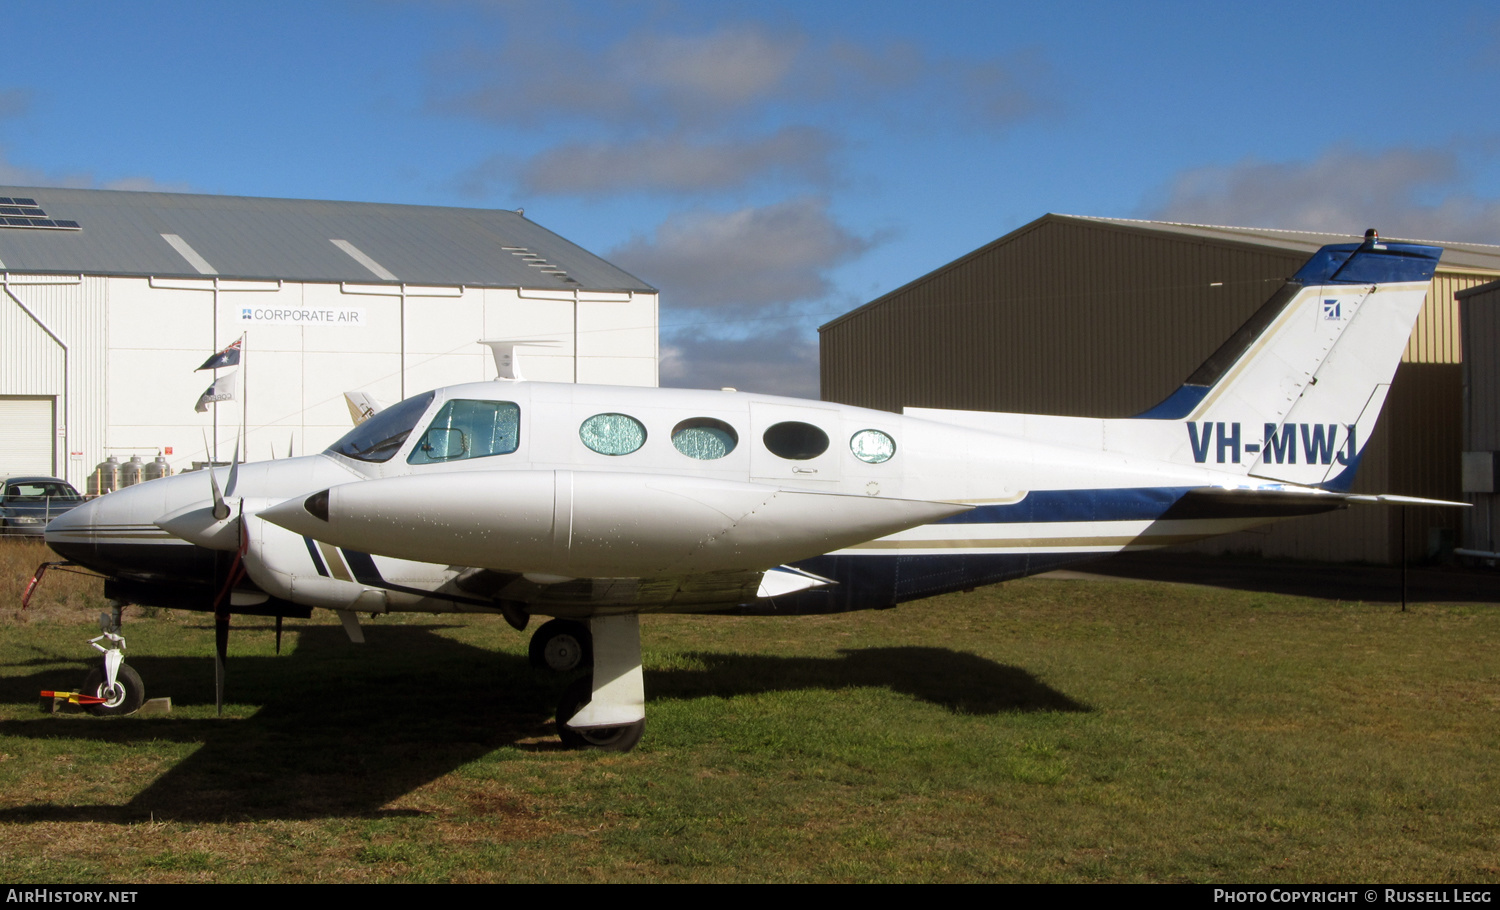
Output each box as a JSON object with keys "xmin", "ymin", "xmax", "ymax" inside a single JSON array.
[
  {"xmin": 514, "ymin": 126, "xmax": 835, "ymax": 195},
  {"xmin": 619, "ymin": 25, "xmax": 803, "ymax": 115},
  {"xmin": 608, "ymin": 197, "xmax": 871, "ymax": 309},
  {"xmin": 0, "ymin": 147, "xmax": 190, "ymax": 194},
  {"xmin": 615, "ymin": 196, "xmax": 874, "ymax": 400},
  {"xmin": 660, "ymin": 326, "xmax": 820, "ymax": 398},
  {"xmin": 437, "ymin": 21, "xmax": 1056, "ymax": 131},
  {"xmin": 433, "ymin": 19, "xmax": 1058, "ymax": 197},
  {"xmin": 100, "ymin": 175, "xmax": 194, "ymax": 193},
  {"xmin": 1148, "ymin": 145, "xmax": 1500, "ymax": 244},
  {"xmin": 435, "ymin": 22, "xmax": 802, "ymax": 130}
]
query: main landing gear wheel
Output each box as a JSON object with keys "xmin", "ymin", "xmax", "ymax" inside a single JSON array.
[
  {"xmin": 80, "ymin": 662, "xmax": 145, "ymax": 717},
  {"xmin": 529, "ymin": 619, "xmax": 592, "ymax": 673},
  {"xmin": 555, "ymin": 677, "xmax": 644, "ymax": 753}
]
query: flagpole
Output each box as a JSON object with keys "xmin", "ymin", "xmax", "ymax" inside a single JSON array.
[
  {"xmin": 212, "ymin": 283, "xmax": 218, "ymax": 464},
  {"xmin": 241, "ymin": 333, "xmax": 247, "ymax": 466}
]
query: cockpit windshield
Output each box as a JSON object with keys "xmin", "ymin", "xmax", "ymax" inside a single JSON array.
[{"xmin": 326, "ymin": 391, "xmax": 436, "ymax": 463}]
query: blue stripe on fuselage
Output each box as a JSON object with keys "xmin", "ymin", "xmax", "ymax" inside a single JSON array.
[
  {"xmin": 938, "ymin": 486, "xmax": 1194, "ymax": 524},
  {"xmin": 767, "ymin": 551, "xmax": 1097, "ymax": 615},
  {"xmin": 757, "ymin": 486, "xmax": 1198, "ymax": 615}
]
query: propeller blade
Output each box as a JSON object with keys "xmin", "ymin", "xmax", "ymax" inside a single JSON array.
[
  {"xmin": 225, "ymin": 435, "xmax": 241, "ymax": 498},
  {"xmin": 203, "ymin": 431, "xmax": 230, "ymax": 521},
  {"xmin": 275, "ymin": 615, "xmax": 283, "ymax": 655},
  {"xmin": 210, "ymin": 505, "xmax": 249, "ymax": 718},
  {"xmin": 214, "ymin": 611, "xmax": 229, "ymax": 717}
]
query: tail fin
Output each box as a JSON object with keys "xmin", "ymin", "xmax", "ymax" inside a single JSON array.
[{"xmin": 1137, "ymin": 231, "xmax": 1441, "ymax": 489}]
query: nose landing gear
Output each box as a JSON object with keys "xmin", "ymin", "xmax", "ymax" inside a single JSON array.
[{"xmin": 80, "ymin": 608, "xmax": 146, "ymax": 716}]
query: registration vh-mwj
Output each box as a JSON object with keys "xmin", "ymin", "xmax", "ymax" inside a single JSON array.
[{"xmin": 40, "ymin": 231, "xmax": 1455, "ymax": 751}]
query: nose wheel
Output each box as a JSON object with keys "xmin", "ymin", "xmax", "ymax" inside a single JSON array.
[{"xmin": 80, "ymin": 662, "xmax": 145, "ymax": 716}]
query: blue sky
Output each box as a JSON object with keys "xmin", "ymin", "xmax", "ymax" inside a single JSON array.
[{"xmin": 4, "ymin": 1, "xmax": 1497, "ymax": 398}]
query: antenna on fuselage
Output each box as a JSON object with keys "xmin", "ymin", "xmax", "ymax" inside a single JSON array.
[{"xmin": 479, "ymin": 339, "xmax": 562, "ymax": 381}]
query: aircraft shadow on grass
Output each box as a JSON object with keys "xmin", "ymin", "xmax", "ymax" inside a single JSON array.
[{"xmin": 0, "ymin": 622, "xmax": 1085, "ymax": 823}]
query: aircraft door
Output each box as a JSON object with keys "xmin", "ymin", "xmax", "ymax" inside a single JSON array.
[{"xmin": 749, "ymin": 402, "xmax": 842, "ymax": 484}]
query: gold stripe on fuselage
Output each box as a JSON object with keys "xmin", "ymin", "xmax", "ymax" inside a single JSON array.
[
  {"xmin": 846, "ymin": 532, "xmax": 1206, "ymax": 551},
  {"xmin": 318, "ymin": 541, "xmax": 354, "ymax": 582}
]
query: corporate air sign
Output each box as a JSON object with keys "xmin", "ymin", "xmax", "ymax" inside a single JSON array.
[{"xmin": 236, "ymin": 306, "xmax": 368, "ymax": 326}]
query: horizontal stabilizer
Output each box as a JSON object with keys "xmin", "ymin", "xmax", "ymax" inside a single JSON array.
[
  {"xmin": 1342, "ymin": 493, "xmax": 1470, "ymax": 508},
  {"xmin": 1162, "ymin": 486, "xmax": 1469, "ymax": 521}
]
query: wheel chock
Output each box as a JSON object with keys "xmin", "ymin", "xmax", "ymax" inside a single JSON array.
[
  {"xmin": 39, "ymin": 690, "xmax": 106, "ymax": 713},
  {"xmin": 40, "ymin": 692, "xmax": 172, "ymax": 715}
]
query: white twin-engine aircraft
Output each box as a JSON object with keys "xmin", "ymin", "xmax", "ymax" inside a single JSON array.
[{"xmin": 45, "ymin": 231, "xmax": 1453, "ymax": 751}]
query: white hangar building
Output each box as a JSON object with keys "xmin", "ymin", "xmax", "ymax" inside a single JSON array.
[{"xmin": 0, "ymin": 187, "xmax": 658, "ymax": 488}]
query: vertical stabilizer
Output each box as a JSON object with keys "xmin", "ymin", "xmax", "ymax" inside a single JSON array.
[{"xmin": 1135, "ymin": 232, "xmax": 1440, "ymax": 488}]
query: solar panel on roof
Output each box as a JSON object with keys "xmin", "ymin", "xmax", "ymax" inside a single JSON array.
[{"xmin": 0, "ymin": 198, "xmax": 80, "ymax": 231}]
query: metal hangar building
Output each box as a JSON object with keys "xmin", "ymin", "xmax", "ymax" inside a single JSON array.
[
  {"xmin": 0, "ymin": 187, "xmax": 657, "ymax": 488},
  {"xmin": 819, "ymin": 214, "xmax": 1500, "ymax": 565}
]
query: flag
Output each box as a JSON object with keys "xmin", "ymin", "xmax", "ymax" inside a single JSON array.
[
  {"xmin": 194, "ymin": 370, "xmax": 237, "ymax": 413},
  {"xmin": 196, "ymin": 337, "xmax": 242, "ymax": 371}
]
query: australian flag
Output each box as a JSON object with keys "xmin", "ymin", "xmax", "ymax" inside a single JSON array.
[{"xmin": 196, "ymin": 337, "xmax": 242, "ymax": 371}]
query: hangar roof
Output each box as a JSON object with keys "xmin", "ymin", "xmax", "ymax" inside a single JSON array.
[
  {"xmin": 0, "ymin": 186, "xmax": 654, "ymax": 293},
  {"xmin": 823, "ymin": 213, "xmax": 1500, "ymax": 332},
  {"xmin": 1068, "ymin": 215, "xmax": 1500, "ymax": 274}
]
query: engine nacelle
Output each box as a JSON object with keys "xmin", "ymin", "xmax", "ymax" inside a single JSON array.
[{"xmin": 259, "ymin": 470, "xmax": 970, "ymax": 578}]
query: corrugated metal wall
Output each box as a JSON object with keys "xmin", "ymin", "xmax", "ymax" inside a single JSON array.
[
  {"xmin": 1406, "ymin": 272, "xmax": 1490, "ymax": 364},
  {"xmin": 0, "ymin": 276, "xmax": 110, "ymax": 487},
  {"xmin": 821, "ymin": 217, "xmax": 1488, "ymax": 565},
  {"xmin": 1459, "ymin": 282, "xmax": 1500, "ymax": 555},
  {"xmin": 822, "ymin": 219, "xmax": 1307, "ymax": 417}
]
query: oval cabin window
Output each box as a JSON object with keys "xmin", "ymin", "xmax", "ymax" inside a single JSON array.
[
  {"xmin": 580, "ymin": 413, "xmax": 647, "ymax": 455},
  {"xmin": 762, "ymin": 421, "xmax": 829, "ymax": 460},
  {"xmin": 850, "ymin": 429, "xmax": 896, "ymax": 464},
  {"xmin": 672, "ymin": 418, "xmax": 739, "ymax": 460}
]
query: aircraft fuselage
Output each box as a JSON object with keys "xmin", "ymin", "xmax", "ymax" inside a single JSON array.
[{"xmin": 48, "ymin": 380, "xmax": 1298, "ymax": 620}]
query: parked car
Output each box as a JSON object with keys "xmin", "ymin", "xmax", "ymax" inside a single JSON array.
[{"xmin": 0, "ymin": 476, "xmax": 85, "ymax": 538}]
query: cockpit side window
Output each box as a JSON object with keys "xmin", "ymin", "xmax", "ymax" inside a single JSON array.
[
  {"xmin": 327, "ymin": 391, "xmax": 436, "ymax": 463},
  {"xmin": 408, "ymin": 399, "xmax": 521, "ymax": 465}
]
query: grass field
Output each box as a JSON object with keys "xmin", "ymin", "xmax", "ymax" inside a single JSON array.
[{"xmin": 1, "ymin": 538, "xmax": 1497, "ymax": 883}]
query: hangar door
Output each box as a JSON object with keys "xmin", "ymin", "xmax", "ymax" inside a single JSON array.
[{"xmin": 0, "ymin": 397, "xmax": 55, "ymax": 475}]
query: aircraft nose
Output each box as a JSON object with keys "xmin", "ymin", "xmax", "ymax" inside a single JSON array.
[
  {"xmin": 44, "ymin": 493, "xmax": 102, "ymax": 561},
  {"xmin": 44, "ymin": 496, "xmax": 93, "ymax": 536},
  {"xmin": 45, "ymin": 472, "xmax": 200, "ymax": 565}
]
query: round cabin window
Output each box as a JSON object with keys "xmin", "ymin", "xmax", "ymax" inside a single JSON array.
[
  {"xmin": 762, "ymin": 421, "xmax": 829, "ymax": 460},
  {"xmin": 850, "ymin": 429, "xmax": 896, "ymax": 464},
  {"xmin": 580, "ymin": 413, "xmax": 647, "ymax": 455},
  {"xmin": 672, "ymin": 418, "xmax": 739, "ymax": 460}
]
